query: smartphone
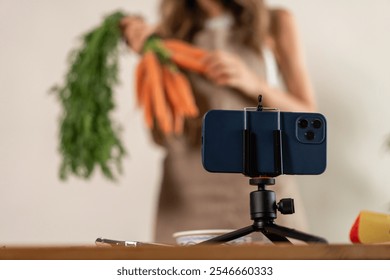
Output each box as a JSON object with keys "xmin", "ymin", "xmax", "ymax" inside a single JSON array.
[{"xmin": 201, "ymin": 109, "xmax": 327, "ymax": 176}]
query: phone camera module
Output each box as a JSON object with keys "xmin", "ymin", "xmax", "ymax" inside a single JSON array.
[
  {"xmin": 312, "ymin": 119, "xmax": 322, "ymax": 129},
  {"xmin": 296, "ymin": 115, "xmax": 325, "ymax": 144},
  {"xmin": 298, "ymin": 119, "xmax": 309, "ymax": 128},
  {"xmin": 305, "ymin": 131, "xmax": 315, "ymax": 141}
]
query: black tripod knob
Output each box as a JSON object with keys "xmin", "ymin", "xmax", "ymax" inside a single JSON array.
[{"xmin": 277, "ymin": 198, "xmax": 295, "ymax": 215}]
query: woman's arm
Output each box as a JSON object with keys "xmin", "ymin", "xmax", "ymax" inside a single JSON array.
[
  {"xmin": 203, "ymin": 9, "xmax": 317, "ymax": 112},
  {"xmin": 263, "ymin": 8, "xmax": 317, "ymax": 111}
]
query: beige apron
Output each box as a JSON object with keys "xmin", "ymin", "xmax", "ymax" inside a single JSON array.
[{"xmin": 153, "ymin": 25, "xmax": 308, "ymax": 244}]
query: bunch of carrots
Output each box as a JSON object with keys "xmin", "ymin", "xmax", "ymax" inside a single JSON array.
[
  {"xmin": 135, "ymin": 35, "xmax": 209, "ymax": 135},
  {"xmin": 52, "ymin": 11, "xmax": 209, "ymax": 180}
]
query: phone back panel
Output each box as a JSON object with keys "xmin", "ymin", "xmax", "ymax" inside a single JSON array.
[
  {"xmin": 201, "ymin": 110, "xmax": 244, "ymax": 173},
  {"xmin": 202, "ymin": 110, "xmax": 327, "ymax": 175},
  {"xmin": 280, "ymin": 112, "xmax": 327, "ymax": 175}
]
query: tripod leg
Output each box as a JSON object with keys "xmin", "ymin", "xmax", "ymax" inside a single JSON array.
[
  {"xmin": 199, "ymin": 225, "xmax": 255, "ymax": 244},
  {"xmin": 265, "ymin": 223, "xmax": 327, "ymax": 243},
  {"xmin": 260, "ymin": 231, "xmax": 291, "ymax": 243}
]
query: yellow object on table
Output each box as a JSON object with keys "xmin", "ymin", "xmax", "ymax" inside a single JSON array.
[{"xmin": 350, "ymin": 210, "xmax": 390, "ymax": 244}]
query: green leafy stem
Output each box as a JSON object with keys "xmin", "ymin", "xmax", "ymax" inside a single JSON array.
[{"xmin": 51, "ymin": 11, "xmax": 127, "ymax": 181}]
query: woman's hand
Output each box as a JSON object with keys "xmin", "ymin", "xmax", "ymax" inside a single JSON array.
[
  {"xmin": 120, "ymin": 16, "xmax": 154, "ymax": 53},
  {"xmin": 203, "ymin": 50, "xmax": 263, "ymax": 95}
]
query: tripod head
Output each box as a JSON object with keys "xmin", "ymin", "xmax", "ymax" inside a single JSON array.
[{"xmin": 249, "ymin": 177, "xmax": 294, "ymax": 224}]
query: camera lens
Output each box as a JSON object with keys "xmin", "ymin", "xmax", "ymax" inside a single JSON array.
[
  {"xmin": 298, "ymin": 119, "xmax": 309, "ymax": 128},
  {"xmin": 312, "ymin": 119, "xmax": 322, "ymax": 129},
  {"xmin": 305, "ymin": 131, "xmax": 315, "ymax": 141}
]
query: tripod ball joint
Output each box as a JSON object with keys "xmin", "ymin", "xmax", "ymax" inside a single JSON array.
[
  {"xmin": 250, "ymin": 189, "xmax": 277, "ymax": 220},
  {"xmin": 249, "ymin": 177, "xmax": 295, "ymax": 219},
  {"xmin": 277, "ymin": 198, "xmax": 295, "ymax": 215},
  {"xmin": 250, "ymin": 191, "xmax": 295, "ymax": 220}
]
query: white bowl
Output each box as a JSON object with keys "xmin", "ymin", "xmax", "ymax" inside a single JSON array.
[{"xmin": 173, "ymin": 229, "xmax": 252, "ymax": 245}]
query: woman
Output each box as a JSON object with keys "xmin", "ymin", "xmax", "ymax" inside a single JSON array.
[{"xmin": 122, "ymin": 0, "xmax": 316, "ymax": 243}]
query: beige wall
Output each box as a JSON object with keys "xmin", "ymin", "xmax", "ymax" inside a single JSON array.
[
  {"xmin": 1, "ymin": 0, "xmax": 389, "ymax": 245},
  {"xmin": 270, "ymin": 0, "xmax": 390, "ymax": 242}
]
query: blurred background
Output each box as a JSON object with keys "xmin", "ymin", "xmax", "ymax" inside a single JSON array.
[{"xmin": 1, "ymin": 0, "xmax": 390, "ymax": 245}]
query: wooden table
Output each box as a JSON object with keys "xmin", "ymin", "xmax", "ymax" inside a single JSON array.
[{"xmin": 1, "ymin": 244, "xmax": 390, "ymax": 260}]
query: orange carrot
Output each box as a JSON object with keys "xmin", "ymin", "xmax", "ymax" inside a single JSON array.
[
  {"xmin": 170, "ymin": 51, "xmax": 207, "ymax": 74},
  {"xmin": 170, "ymin": 70, "xmax": 199, "ymax": 117},
  {"xmin": 162, "ymin": 66, "xmax": 187, "ymax": 135},
  {"xmin": 162, "ymin": 66, "xmax": 185, "ymax": 115},
  {"xmin": 173, "ymin": 112, "xmax": 185, "ymax": 135},
  {"xmin": 163, "ymin": 39, "xmax": 207, "ymax": 60},
  {"xmin": 143, "ymin": 51, "xmax": 173, "ymax": 134},
  {"xmin": 135, "ymin": 55, "xmax": 147, "ymax": 106},
  {"xmin": 162, "ymin": 65, "xmax": 199, "ymax": 118},
  {"xmin": 142, "ymin": 72, "xmax": 153, "ymax": 129}
]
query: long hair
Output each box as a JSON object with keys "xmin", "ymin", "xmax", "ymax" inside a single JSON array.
[{"xmin": 157, "ymin": 0, "xmax": 270, "ymax": 54}]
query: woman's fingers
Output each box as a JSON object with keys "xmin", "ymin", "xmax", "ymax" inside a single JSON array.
[
  {"xmin": 204, "ymin": 51, "xmax": 239, "ymax": 85},
  {"xmin": 120, "ymin": 15, "xmax": 143, "ymax": 28},
  {"xmin": 203, "ymin": 50, "xmax": 259, "ymax": 93},
  {"xmin": 121, "ymin": 16, "xmax": 153, "ymax": 53}
]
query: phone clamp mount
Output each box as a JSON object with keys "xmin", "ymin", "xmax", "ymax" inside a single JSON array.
[{"xmin": 200, "ymin": 96, "xmax": 327, "ymax": 244}]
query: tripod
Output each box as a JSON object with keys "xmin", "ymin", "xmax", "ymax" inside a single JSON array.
[
  {"xmin": 200, "ymin": 177, "xmax": 327, "ymax": 244},
  {"xmin": 200, "ymin": 96, "xmax": 327, "ymax": 244}
]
